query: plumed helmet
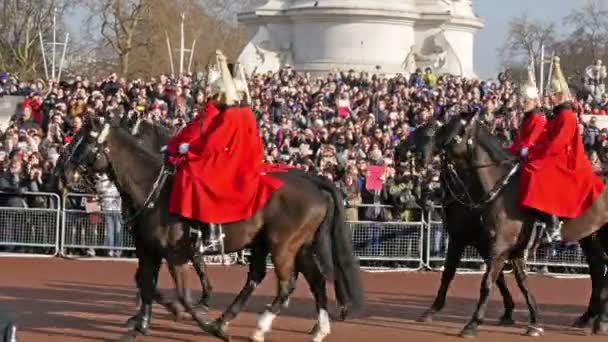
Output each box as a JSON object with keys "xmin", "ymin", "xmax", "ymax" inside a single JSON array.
[
  {"xmin": 520, "ymin": 62, "xmax": 539, "ymax": 100},
  {"xmin": 216, "ymin": 50, "xmax": 239, "ymax": 106},
  {"xmin": 207, "ymin": 65, "xmax": 224, "ymax": 98},
  {"xmin": 547, "ymin": 56, "xmax": 571, "ymax": 99},
  {"xmin": 233, "ymin": 63, "xmax": 252, "ymax": 104}
]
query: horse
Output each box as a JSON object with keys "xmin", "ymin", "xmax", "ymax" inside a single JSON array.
[
  {"xmin": 128, "ymin": 118, "xmax": 352, "ymax": 324},
  {"xmin": 419, "ymin": 112, "xmax": 608, "ymax": 337},
  {"xmin": 59, "ymin": 117, "xmax": 364, "ymax": 342},
  {"xmin": 395, "ymin": 122, "xmax": 517, "ymax": 325}
]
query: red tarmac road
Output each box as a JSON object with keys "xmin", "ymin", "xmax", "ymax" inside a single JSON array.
[{"xmin": 0, "ymin": 257, "xmax": 605, "ymax": 341}]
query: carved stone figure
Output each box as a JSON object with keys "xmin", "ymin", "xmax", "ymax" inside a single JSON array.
[
  {"xmin": 585, "ymin": 59, "xmax": 607, "ymax": 103},
  {"xmin": 402, "ymin": 29, "xmax": 463, "ymax": 75}
]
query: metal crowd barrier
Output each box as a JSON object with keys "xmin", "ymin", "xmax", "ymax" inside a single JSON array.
[
  {"xmin": 0, "ymin": 191, "xmax": 591, "ymax": 274},
  {"xmin": 60, "ymin": 193, "xmax": 239, "ymax": 264},
  {"xmin": 350, "ymin": 215, "xmax": 425, "ymax": 270},
  {"xmin": 425, "ymin": 204, "xmax": 589, "ymax": 272},
  {"xmin": 0, "ymin": 191, "xmax": 61, "ymax": 257}
]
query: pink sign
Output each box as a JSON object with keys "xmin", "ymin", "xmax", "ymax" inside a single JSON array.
[{"xmin": 366, "ymin": 165, "xmax": 385, "ymax": 191}]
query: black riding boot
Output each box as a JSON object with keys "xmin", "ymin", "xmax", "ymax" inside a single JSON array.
[
  {"xmin": 534, "ymin": 210, "xmax": 561, "ymax": 244},
  {"xmin": 208, "ymin": 223, "xmax": 221, "ymax": 243}
]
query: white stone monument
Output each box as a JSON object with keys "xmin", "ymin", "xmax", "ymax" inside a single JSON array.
[{"xmin": 237, "ymin": 0, "xmax": 484, "ymax": 76}]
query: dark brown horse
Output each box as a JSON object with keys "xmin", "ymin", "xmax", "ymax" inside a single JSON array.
[
  {"xmin": 60, "ymin": 117, "xmax": 363, "ymax": 342},
  {"xmin": 422, "ymin": 112, "xmax": 608, "ymax": 337},
  {"xmin": 129, "ymin": 118, "xmax": 346, "ymax": 324},
  {"xmin": 398, "ymin": 124, "xmax": 517, "ymax": 326}
]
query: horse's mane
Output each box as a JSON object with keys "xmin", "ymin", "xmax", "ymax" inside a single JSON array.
[
  {"xmin": 113, "ymin": 126, "xmax": 163, "ymax": 167},
  {"xmin": 474, "ymin": 121, "xmax": 514, "ymax": 163}
]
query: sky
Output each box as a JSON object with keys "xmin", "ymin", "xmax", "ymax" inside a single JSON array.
[
  {"xmin": 473, "ymin": 0, "xmax": 583, "ymax": 79},
  {"xmin": 67, "ymin": 0, "xmax": 589, "ymax": 79}
]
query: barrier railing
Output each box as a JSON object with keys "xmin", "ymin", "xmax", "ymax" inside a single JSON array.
[
  {"xmin": 425, "ymin": 204, "xmax": 589, "ymax": 273},
  {"xmin": 426, "ymin": 205, "xmax": 485, "ymax": 271},
  {"xmin": 350, "ymin": 215, "xmax": 425, "ymax": 270},
  {"xmin": 61, "ymin": 193, "xmax": 134, "ymax": 258},
  {"xmin": 0, "ymin": 192, "xmax": 590, "ymax": 274},
  {"xmin": 60, "ymin": 193, "xmax": 239, "ymax": 264},
  {"xmin": 0, "ymin": 191, "xmax": 61, "ymax": 257}
]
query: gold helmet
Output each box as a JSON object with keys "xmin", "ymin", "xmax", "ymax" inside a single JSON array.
[
  {"xmin": 521, "ymin": 61, "xmax": 539, "ymax": 100},
  {"xmin": 233, "ymin": 63, "xmax": 252, "ymax": 105},
  {"xmin": 215, "ymin": 50, "xmax": 239, "ymax": 106},
  {"xmin": 207, "ymin": 64, "xmax": 224, "ymax": 98},
  {"xmin": 547, "ymin": 56, "xmax": 571, "ymax": 100}
]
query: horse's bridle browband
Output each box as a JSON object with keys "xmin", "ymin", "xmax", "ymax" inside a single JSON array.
[
  {"xmin": 70, "ymin": 123, "xmax": 172, "ymax": 227},
  {"xmin": 440, "ymin": 117, "xmax": 520, "ymax": 209}
]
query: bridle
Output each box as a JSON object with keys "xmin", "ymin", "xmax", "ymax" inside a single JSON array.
[
  {"xmin": 439, "ymin": 117, "xmax": 520, "ymax": 210},
  {"xmin": 63, "ymin": 123, "xmax": 172, "ymax": 226}
]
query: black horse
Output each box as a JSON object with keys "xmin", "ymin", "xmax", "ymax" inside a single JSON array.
[
  {"xmin": 421, "ymin": 112, "xmax": 608, "ymax": 336},
  {"xmin": 129, "ymin": 118, "xmax": 351, "ymax": 323},
  {"xmin": 395, "ymin": 122, "xmax": 517, "ymax": 325},
  {"xmin": 59, "ymin": 117, "xmax": 363, "ymax": 342}
]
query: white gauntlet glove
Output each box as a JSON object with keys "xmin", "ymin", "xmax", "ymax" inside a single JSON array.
[
  {"xmin": 178, "ymin": 143, "xmax": 190, "ymax": 155},
  {"xmin": 520, "ymin": 147, "xmax": 529, "ymax": 159}
]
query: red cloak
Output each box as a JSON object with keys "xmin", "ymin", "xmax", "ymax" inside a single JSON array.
[
  {"xmin": 520, "ymin": 104, "xmax": 605, "ymax": 218},
  {"xmin": 168, "ymin": 106, "xmax": 283, "ymax": 224},
  {"xmin": 508, "ymin": 110, "xmax": 546, "ymax": 156}
]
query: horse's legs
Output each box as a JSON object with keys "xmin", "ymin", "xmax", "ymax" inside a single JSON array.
[
  {"xmin": 200, "ymin": 244, "xmax": 269, "ymax": 342},
  {"xmin": 295, "ymin": 247, "xmax": 331, "ymax": 342},
  {"xmin": 191, "ymin": 253, "xmax": 213, "ymax": 311},
  {"xmin": 460, "ymin": 254, "xmax": 507, "ymax": 337},
  {"xmin": 126, "ymin": 252, "xmax": 161, "ymax": 335},
  {"xmin": 477, "ymin": 243, "xmax": 515, "ymax": 326},
  {"xmin": 576, "ymin": 236, "xmax": 605, "ymax": 328},
  {"xmin": 419, "ymin": 238, "xmax": 465, "ymax": 322},
  {"xmin": 511, "ymin": 257, "xmax": 543, "ymax": 336},
  {"xmin": 250, "ymin": 241, "xmax": 298, "ymax": 342},
  {"xmin": 594, "ymin": 286, "xmax": 608, "ymax": 334}
]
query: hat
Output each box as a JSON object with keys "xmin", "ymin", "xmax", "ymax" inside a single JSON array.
[
  {"xmin": 520, "ymin": 61, "xmax": 539, "ymax": 100},
  {"xmin": 547, "ymin": 56, "xmax": 571, "ymax": 99}
]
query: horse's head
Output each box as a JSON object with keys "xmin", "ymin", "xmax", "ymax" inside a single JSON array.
[
  {"xmin": 432, "ymin": 108, "xmax": 481, "ymax": 164},
  {"xmin": 58, "ymin": 116, "xmax": 114, "ymax": 193}
]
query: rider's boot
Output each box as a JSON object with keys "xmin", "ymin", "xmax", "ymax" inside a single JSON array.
[
  {"xmin": 534, "ymin": 211, "xmax": 561, "ymax": 244},
  {"xmin": 208, "ymin": 224, "xmax": 219, "ymax": 242}
]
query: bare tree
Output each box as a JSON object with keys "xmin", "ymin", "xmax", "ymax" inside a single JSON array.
[
  {"xmin": 0, "ymin": 0, "xmax": 70, "ymax": 80},
  {"xmin": 499, "ymin": 14, "xmax": 556, "ymax": 71},
  {"xmin": 564, "ymin": 0, "xmax": 608, "ymax": 62},
  {"xmin": 83, "ymin": 0, "xmax": 152, "ymax": 76}
]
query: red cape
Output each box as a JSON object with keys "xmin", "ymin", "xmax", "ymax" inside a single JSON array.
[
  {"xmin": 168, "ymin": 106, "xmax": 283, "ymax": 224},
  {"xmin": 167, "ymin": 101, "xmax": 220, "ymax": 157},
  {"xmin": 520, "ymin": 105, "xmax": 605, "ymax": 218},
  {"xmin": 507, "ymin": 111, "xmax": 546, "ymax": 156}
]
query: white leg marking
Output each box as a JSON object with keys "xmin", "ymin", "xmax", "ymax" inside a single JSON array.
[
  {"xmin": 312, "ymin": 309, "xmax": 331, "ymax": 342},
  {"xmin": 252, "ymin": 310, "xmax": 276, "ymax": 342}
]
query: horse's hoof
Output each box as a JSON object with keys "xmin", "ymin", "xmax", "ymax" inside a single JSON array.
[
  {"xmin": 310, "ymin": 323, "xmax": 330, "ymax": 342},
  {"xmin": 573, "ymin": 314, "xmax": 593, "ymax": 329},
  {"xmin": 163, "ymin": 301, "xmax": 184, "ymax": 322},
  {"xmin": 309, "ymin": 323, "xmax": 319, "ymax": 335},
  {"xmin": 125, "ymin": 314, "xmax": 150, "ymax": 335},
  {"xmin": 338, "ymin": 306, "xmax": 348, "ymax": 321},
  {"xmin": 417, "ymin": 310, "xmax": 434, "ymax": 323},
  {"xmin": 249, "ymin": 332, "xmax": 265, "ymax": 342},
  {"xmin": 497, "ymin": 315, "xmax": 515, "ymax": 326},
  {"xmin": 118, "ymin": 330, "xmax": 139, "ymax": 342},
  {"xmin": 459, "ymin": 324, "xmax": 477, "ymax": 338},
  {"xmin": 525, "ymin": 326, "xmax": 544, "ymax": 337},
  {"xmin": 200, "ymin": 319, "xmax": 231, "ymax": 342},
  {"xmin": 593, "ymin": 318, "xmax": 608, "ymax": 335}
]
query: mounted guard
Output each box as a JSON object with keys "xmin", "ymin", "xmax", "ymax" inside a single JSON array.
[
  {"xmin": 166, "ymin": 51, "xmax": 284, "ymax": 252},
  {"xmin": 509, "ymin": 62, "xmax": 557, "ymax": 243},
  {"xmin": 519, "ymin": 56, "xmax": 606, "ymax": 241}
]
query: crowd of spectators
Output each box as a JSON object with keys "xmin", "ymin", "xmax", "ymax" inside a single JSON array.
[{"xmin": 1, "ymin": 66, "xmax": 608, "ymax": 222}]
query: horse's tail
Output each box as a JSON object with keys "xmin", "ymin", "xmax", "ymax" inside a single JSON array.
[{"xmin": 308, "ymin": 173, "xmax": 364, "ymax": 318}]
